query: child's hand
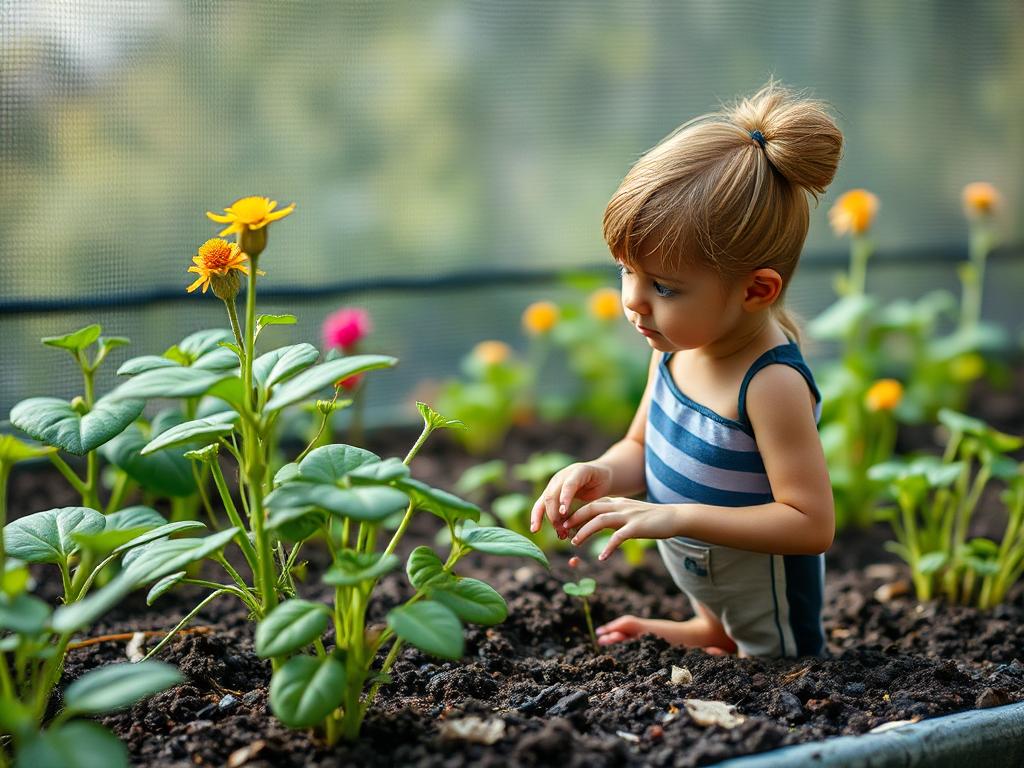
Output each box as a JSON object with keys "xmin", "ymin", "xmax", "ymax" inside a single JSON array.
[
  {"xmin": 529, "ymin": 462, "xmax": 613, "ymax": 538},
  {"xmin": 595, "ymin": 615, "xmax": 650, "ymax": 645},
  {"xmin": 564, "ymin": 498, "xmax": 680, "ymax": 560}
]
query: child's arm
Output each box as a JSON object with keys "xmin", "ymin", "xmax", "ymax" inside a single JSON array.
[
  {"xmin": 529, "ymin": 351, "xmax": 660, "ymax": 537},
  {"xmin": 566, "ymin": 364, "xmax": 835, "ymax": 559}
]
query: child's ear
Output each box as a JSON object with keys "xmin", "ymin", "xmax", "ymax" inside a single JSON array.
[{"xmin": 742, "ymin": 268, "xmax": 783, "ymax": 310}]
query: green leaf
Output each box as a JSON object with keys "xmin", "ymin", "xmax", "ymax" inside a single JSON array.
[
  {"xmin": 51, "ymin": 572, "xmax": 134, "ymax": 633},
  {"xmin": 42, "ymin": 324, "xmax": 102, "ymax": 352},
  {"xmin": 4, "ymin": 507, "xmax": 105, "ymax": 564},
  {"xmin": 346, "ymin": 457, "xmax": 411, "ymax": 484},
  {"xmin": 269, "ymin": 655, "xmax": 346, "ymax": 729},
  {"xmin": 0, "ymin": 434, "xmax": 55, "ymax": 465},
  {"xmin": 266, "ymin": 506, "xmax": 326, "ymax": 542},
  {"xmin": 10, "ymin": 396, "xmax": 145, "ymax": 455},
  {"xmin": 113, "ymin": 521, "xmax": 207, "ymax": 554},
  {"xmin": 254, "ymin": 343, "xmax": 319, "ymax": 390},
  {"xmin": 431, "ymin": 577, "xmax": 508, "ymax": 625},
  {"xmin": 147, "ymin": 572, "xmax": 186, "ymax": 605},
  {"xmin": 0, "ymin": 593, "xmax": 52, "ymax": 634},
  {"xmin": 108, "ymin": 366, "xmax": 237, "ymax": 401},
  {"xmin": 917, "ymin": 551, "xmax": 949, "ymax": 575},
  {"xmin": 322, "ymin": 552, "xmax": 400, "ymax": 586},
  {"xmin": 454, "ymin": 460, "xmax": 507, "ymax": 496},
  {"xmin": 492, "ymin": 493, "xmax": 531, "ymax": 523},
  {"xmin": 63, "ymin": 661, "xmax": 182, "ymax": 715},
  {"xmin": 296, "ymin": 444, "xmax": 380, "ymax": 484},
  {"xmin": 116, "ymin": 355, "xmax": 180, "ymax": 376},
  {"xmin": 256, "ymin": 314, "xmax": 297, "ymax": 334},
  {"xmin": 273, "ymin": 462, "xmax": 301, "ymax": 487},
  {"xmin": 73, "ymin": 505, "xmax": 168, "ymax": 553},
  {"xmin": 121, "ymin": 527, "xmax": 239, "ymax": 586},
  {"xmin": 807, "ymin": 295, "xmax": 877, "ymax": 340},
  {"xmin": 967, "ymin": 537, "xmax": 1000, "ymax": 557},
  {"xmin": 938, "ymin": 409, "xmax": 988, "ymax": 438},
  {"xmin": 406, "ymin": 546, "xmax": 451, "ymax": 590},
  {"xmin": 416, "ymin": 402, "xmax": 466, "ymax": 432},
  {"xmin": 101, "ymin": 422, "xmax": 196, "ymax": 497},
  {"xmin": 16, "ymin": 721, "xmax": 128, "ymax": 768},
  {"xmin": 395, "ymin": 478, "xmax": 481, "ymax": 525},
  {"xmin": 255, "ymin": 599, "xmax": 330, "ymax": 658},
  {"xmin": 265, "ymin": 355, "xmax": 397, "ymax": 413},
  {"xmin": 461, "ymin": 525, "xmax": 549, "ymax": 567},
  {"xmin": 179, "ymin": 328, "xmax": 235, "ymax": 359},
  {"xmin": 138, "ymin": 411, "xmax": 239, "ymax": 455},
  {"xmin": 265, "ymin": 484, "xmax": 408, "ymax": 523},
  {"xmin": 563, "ymin": 577, "xmax": 596, "ymax": 597},
  {"xmin": 386, "ymin": 600, "xmax": 464, "ymax": 659}
]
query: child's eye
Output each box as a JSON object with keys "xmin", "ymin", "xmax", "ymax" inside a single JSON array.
[
  {"xmin": 653, "ymin": 280, "xmax": 676, "ymax": 298},
  {"xmin": 617, "ymin": 264, "xmax": 630, "ymax": 278}
]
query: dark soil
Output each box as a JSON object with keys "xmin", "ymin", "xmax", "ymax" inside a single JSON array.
[{"xmin": 8, "ymin": 378, "xmax": 1024, "ymax": 767}]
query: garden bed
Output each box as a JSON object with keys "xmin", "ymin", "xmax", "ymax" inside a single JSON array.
[{"xmin": 8, "ymin": 409, "xmax": 1024, "ymax": 767}]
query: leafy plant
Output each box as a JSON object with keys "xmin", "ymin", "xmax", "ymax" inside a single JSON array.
[
  {"xmin": 869, "ymin": 409, "xmax": 1022, "ymax": 606},
  {"xmin": 256, "ymin": 402, "xmax": 549, "ymax": 743},
  {"xmin": 562, "ymin": 577, "xmax": 598, "ymax": 651}
]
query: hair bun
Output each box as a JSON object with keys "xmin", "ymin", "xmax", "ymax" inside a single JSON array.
[{"xmin": 728, "ymin": 80, "xmax": 843, "ymax": 199}]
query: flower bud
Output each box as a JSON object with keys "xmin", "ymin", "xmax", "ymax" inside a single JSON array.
[
  {"xmin": 239, "ymin": 225, "xmax": 267, "ymax": 260},
  {"xmin": 70, "ymin": 396, "xmax": 88, "ymax": 415},
  {"xmin": 210, "ymin": 269, "xmax": 241, "ymax": 301}
]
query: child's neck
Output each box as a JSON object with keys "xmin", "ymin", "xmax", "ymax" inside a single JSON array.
[{"xmin": 696, "ymin": 313, "xmax": 786, "ymax": 362}]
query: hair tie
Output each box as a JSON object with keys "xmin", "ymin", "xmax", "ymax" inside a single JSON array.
[{"xmin": 750, "ymin": 130, "xmax": 767, "ymax": 149}]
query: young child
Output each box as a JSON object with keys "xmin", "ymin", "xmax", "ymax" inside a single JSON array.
[{"xmin": 530, "ymin": 82, "xmax": 842, "ymax": 658}]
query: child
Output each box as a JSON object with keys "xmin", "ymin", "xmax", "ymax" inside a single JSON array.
[{"xmin": 530, "ymin": 82, "xmax": 841, "ymax": 658}]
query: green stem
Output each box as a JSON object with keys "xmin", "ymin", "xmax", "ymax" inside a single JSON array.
[
  {"xmin": 848, "ymin": 235, "xmax": 872, "ymax": 296},
  {"xmin": 143, "ymin": 591, "xmax": 227, "ymax": 661},
  {"xmin": 581, "ymin": 597, "xmax": 598, "ymax": 651},
  {"xmin": 49, "ymin": 453, "xmax": 87, "ymax": 500},
  {"xmin": 208, "ymin": 459, "xmax": 260, "ymax": 576},
  {"xmin": 223, "ymin": 297, "xmax": 245, "ymax": 355},
  {"xmin": 104, "ymin": 470, "xmax": 132, "ymax": 515}
]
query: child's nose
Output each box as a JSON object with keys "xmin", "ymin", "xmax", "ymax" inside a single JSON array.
[{"xmin": 622, "ymin": 285, "xmax": 649, "ymax": 316}]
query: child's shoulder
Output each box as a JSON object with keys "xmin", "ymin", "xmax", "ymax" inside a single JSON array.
[{"xmin": 742, "ymin": 356, "xmax": 819, "ymax": 423}]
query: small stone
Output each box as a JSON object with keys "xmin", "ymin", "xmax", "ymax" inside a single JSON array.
[
  {"xmin": 439, "ymin": 716, "xmax": 506, "ymax": 745},
  {"xmin": 684, "ymin": 699, "xmax": 745, "ymax": 729},
  {"xmin": 514, "ymin": 566, "xmax": 533, "ymax": 583},
  {"xmin": 976, "ymin": 688, "xmax": 1011, "ymax": 709},
  {"xmin": 227, "ymin": 740, "xmax": 266, "ymax": 767},
  {"xmin": 873, "ymin": 580, "xmax": 910, "ymax": 603},
  {"xmin": 125, "ymin": 632, "xmax": 146, "ymax": 663},
  {"xmin": 241, "ymin": 690, "xmax": 262, "ymax": 708},
  {"xmin": 185, "ymin": 719, "xmax": 213, "ymax": 734},
  {"xmin": 776, "ymin": 690, "xmax": 804, "ymax": 720},
  {"xmin": 670, "ymin": 666, "xmax": 693, "ymax": 685},
  {"xmin": 615, "ymin": 730, "xmax": 640, "ymax": 743},
  {"xmin": 843, "ymin": 682, "xmax": 866, "ymax": 697},
  {"xmin": 218, "ymin": 694, "xmax": 238, "ymax": 712},
  {"xmin": 568, "ymin": 556, "xmax": 581, "ymax": 569},
  {"xmin": 647, "ymin": 724, "xmax": 664, "ymax": 740},
  {"xmin": 865, "ymin": 563, "xmax": 900, "ymax": 580},
  {"xmin": 547, "ymin": 690, "xmax": 589, "ymax": 717}
]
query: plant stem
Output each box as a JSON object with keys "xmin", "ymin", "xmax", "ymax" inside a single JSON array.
[
  {"xmin": 208, "ymin": 458, "xmax": 260, "ymax": 576},
  {"xmin": 143, "ymin": 591, "xmax": 227, "ymax": 661},
  {"xmin": 104, "ymin": 470, "xmax": 132, "ymax": 514},
  {"xmin": 581, "ymin": 597, "xmax": 598, "ymax": 651},
  {"xmin": 223, "ymin": 297, "xmax": 245, "ymax": 354},
  {"xmin": 49, "ymin": 453, "xmax": 87, "ymax": 500}
]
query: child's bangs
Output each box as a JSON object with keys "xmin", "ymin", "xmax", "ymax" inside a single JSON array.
[{"xmin": 617, "ymin": 196, "xmax": 707, "ymax": 276}]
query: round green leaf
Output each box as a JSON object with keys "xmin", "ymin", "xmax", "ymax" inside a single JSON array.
[
  {"xmin": 104, "ymin": 506, "xmax": 166, "ymax": 532},
  {"xmin": 265, "ymin": 355, "xmax": 397, "ymax": 413},
  {"xmin": 138, "ymin": 411, "xmax": 239, "ymax": 456},
  {"xmin": 461, "ymin": 525, "xmax": 549, "ymax": 567},
  {"xmin": 346, "ymin": 457, "xmax": 411, "ymax": 484},
  {"xmin": 431, "ymin": 578, "xmax": 508, "ymax": 625},
  {"xmin": 406, "ymin": 546, "xmax": 450, "ymax": 590},
  {"xmin": 0, "ymin": 435, "xmax": 55, "ymax": 465},
  {"xmin": 323, "ymin": 552, "xmax": 400, "ymax": 586},
  {"xmin": 11, "ymin": 396, "xmax": 145, "ymax": 455},
  {"xmin": 4, "ymin": 507, "xmax": 105, "ymax": 564},
  {"xmin": 255, "ymin": 599, "xmax": 330, "ymax": 658},
  {"xmin": 63, "ymin": 661, "xmax": 182, "ymax": 715},
  {"xmin": 396, "ymin": 478, "xmax": 480, "ymax": 524},
  {"xmin": 254, "ymin": 343, "xmax": 320, "ymax": 390},
  {"xmin": 386, "ymin": 600, "xmax": 464, "ymax": 660},
  {"xmin": 101, "ymin": 423, "xmax": 195, "ymax": 497},
  {"xmin": 266, "ymin": 506, "xmax": 327, "ymax": 542},
  {"xmin": 16, "ymin": 721, "xmax": 128, "ymax": 768},
  {"xmin": 107, "ymin": 367, "xmax": 235, "ymax": 401},
  {"xmin": 917, "ymin": 551, "xmax": 949, "ymax": 575},
  {"xmin": 269, "ymin": 654, "xmax": 347, "ymax": 729},
  {"xmin": 121, "ymin": 527, "xmax": 239, "ymax": 586},
  {"xmin": 266, "ymin": 484, "xmax": 408, "ymax": 523},
  {"xmin": 563, "ymin": 577, "xmax": 596, "ymax": 597},
  {"xmin": 0, "ymin": 593, "xmax": 52, "ymax": 634},
  {"xmin": 296, "ymin": 444, "xmax": 380, "ymax": 484}
]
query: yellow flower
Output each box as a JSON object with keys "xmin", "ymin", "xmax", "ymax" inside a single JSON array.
[
  {"xmin": 187, "ymin": 238, "xmax": 261, "ymax": 297},
  {"xmin": 473, "ymin": 340, "xmax": 511, "ymax": 366},
  {"xmin": 206, "ymin": 196, "xmax": 296, "ymax": 237},
  {"xmin": 588, "ymin": 287, "xmax": 621, "ymax": 321},
  {"xmin": 522, "ymin": 301, "xmax": 560, "ymax": 336},
  {"xmin": 829, "ymin": 189, "xmax": 880, "ymax": 237},
  {"xmin": 961, "ymin": 182, "xmax": 1001, "ymax": 219},
  {"xmin": 865, "ymin": 379, "xmax": 903, "ymax": 412}
]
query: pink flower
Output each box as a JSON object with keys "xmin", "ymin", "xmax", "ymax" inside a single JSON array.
[
  {"xmin": 337, "ymin": 373, "xmax": 363, "ymax": 391},
  {"xmin": 322, "ymin": 308, "xmax": 372, "ymax": 351}
]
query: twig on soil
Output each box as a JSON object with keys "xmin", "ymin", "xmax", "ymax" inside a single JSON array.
[
  {"xmin": 66, "ymin": 626, "xmax": 212, "ymax": 651},
  {"xmin": 780, "ymin": 665, "xmax": 812, "ymax": 685}
]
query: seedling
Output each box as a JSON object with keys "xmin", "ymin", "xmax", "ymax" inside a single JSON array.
[{"xmin": 562, "ymin": 577, "xmax": 598, "ymax": 651}]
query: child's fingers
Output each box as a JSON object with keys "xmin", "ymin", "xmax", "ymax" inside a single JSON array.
[
  {"xmin": 571, "ymin": 511, "xmax": 626, "ymax": 547},
  {"xmin": 597, "ymin": 631, "xmax": 629, "ymax": 646},
  {"xmin": 597, "ymin": 527, "xmax": 631, "ymax": 561},
  {"xmin": 563, "ymin": 497, "xmax": 615, "ymax": 530}
]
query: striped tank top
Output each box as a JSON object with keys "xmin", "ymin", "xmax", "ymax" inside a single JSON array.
[{"xmin": 646, "ymin": 341, "xmax": 826, "ymax": 657}]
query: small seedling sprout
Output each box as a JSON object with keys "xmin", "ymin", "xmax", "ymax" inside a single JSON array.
[{"xmin": 562, "ymin": 576, "xmax": 598, "ymax": 651}]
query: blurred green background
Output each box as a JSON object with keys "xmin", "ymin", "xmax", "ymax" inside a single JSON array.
[{"xmin": 1, "ymin": 0, "xmax": 1021, "ymax": 423}]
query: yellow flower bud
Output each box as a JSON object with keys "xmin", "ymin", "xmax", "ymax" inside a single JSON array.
[
  {"xmin": 829, "ymin": 189, "xmax": 880, "ymax": 237},
  {"xmin": 961, "ymin": 182, "xmax": 1001, "ymax": 219},
  {"xmin": 865, "ymin": 379, "xmax": 903, "ymax": 412},
  {"xmin": 473, "ymin": 340, "xmax": 511, "ymax": 366},
  {"xmin": 522, "ymin": 301, "xmax": 560, "ymax": 336},
  {"xmin": 588, "ymin": 288, "xmax": 621, "ymax": 321}
]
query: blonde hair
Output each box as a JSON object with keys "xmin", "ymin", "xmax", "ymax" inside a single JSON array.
[{"xmin": 603, "ymin": 80, "xmax": 843, "ymax": 343}]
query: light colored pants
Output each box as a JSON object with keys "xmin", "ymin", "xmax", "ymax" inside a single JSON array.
[{"xmin": 656, "ymin": 537, "xmax": 826, "ymax": 658}]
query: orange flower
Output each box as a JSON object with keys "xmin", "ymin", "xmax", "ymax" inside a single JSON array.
[
  {"xmin": 865, "ymin": 379, "xmax": 903, "ymax": 412},
  {"xmin": 473, "ymin": 340, "xmax": 511, "ymax": 366},
  {"xmin": 961, "ymin": 182, "xmax": 1001, "ymax": 219},
  {"xmin": 186, "ymin": 238, "xmax": 261, "ymax": 296},
  {"xmin": 829, "ymin": 189, "xmax": 880, "ymax": 237},
  {"xmin": 206, "ymin": 196, "xmax": 296, "ymax": 237},
  {"xmin": 588, "ymin": 287, "xmax": 621, "ymax": 321},
  {"xmin": 522, "ymin": 301, "xmax": 560, "ymax": 336}
]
